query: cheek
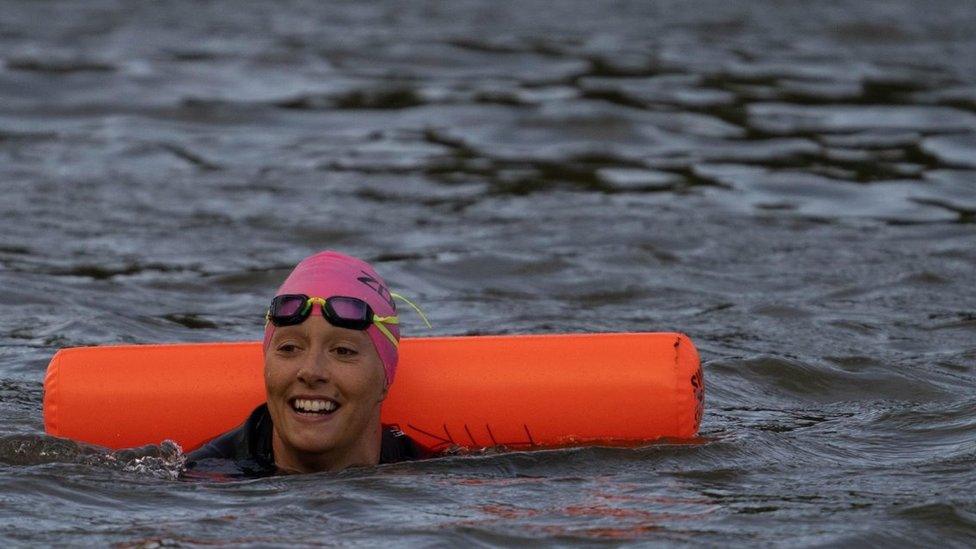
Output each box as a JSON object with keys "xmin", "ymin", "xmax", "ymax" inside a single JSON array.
[
  {"xmin": 263, "ymin": 356, "xmax": 290, "ymax": 396},
  {"xmin": 341, "ymin": 358, "xmax": 387, "ymax": 402},
  {"xmin": 365, "ymin": 362, "xmax": 389, "ymax": 401}
]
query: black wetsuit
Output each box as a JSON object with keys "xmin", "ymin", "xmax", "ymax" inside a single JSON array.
[{"xmin": 185, "ymin": 404, "xmax": 425, "ymax": 476}]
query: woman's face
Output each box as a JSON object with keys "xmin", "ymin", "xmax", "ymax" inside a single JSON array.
[{"xmin": 264, "ymin": 313, "xmax": 388, "ymax": 472}]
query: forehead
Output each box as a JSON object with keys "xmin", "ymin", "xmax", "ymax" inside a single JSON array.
[{"xmin": 271, "ymin": 315, "xmax": 374, "ymax": 344}]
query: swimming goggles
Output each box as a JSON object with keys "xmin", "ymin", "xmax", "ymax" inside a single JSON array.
[{"xmin": 265, "ymin": 294, "xmax": 429, "ymax": 349}]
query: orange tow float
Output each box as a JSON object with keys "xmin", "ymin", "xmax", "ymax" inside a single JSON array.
[{"xmin": 43, "ymin": 332, "xmax": 703, "ymax": 453}]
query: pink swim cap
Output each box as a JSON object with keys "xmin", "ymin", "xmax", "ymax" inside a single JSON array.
[{"xmin": 262, "ymin": 251, "xmax": 400, "ymax": 385}]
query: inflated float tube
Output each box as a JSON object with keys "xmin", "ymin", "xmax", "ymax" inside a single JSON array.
[{"xmin": 44, "ymin": 333, "xmax": 703, "ymax": 453}]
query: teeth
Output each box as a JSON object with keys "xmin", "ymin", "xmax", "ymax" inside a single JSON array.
[{"xmin": 293, "ymin": 399, "xmax": 338, "ymax": 413}]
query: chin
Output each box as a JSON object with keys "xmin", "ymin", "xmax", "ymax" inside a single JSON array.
[
  {"xmin": 282, "ymin": 419, "xmax": 347, "ymax": 455},
  {"xmin": 281, "ymin": 408, "xmax": 377, "ymax": 457},
  {"xmin": 291, "ymin": 437, "xmax": 341, "ymax": 455}
]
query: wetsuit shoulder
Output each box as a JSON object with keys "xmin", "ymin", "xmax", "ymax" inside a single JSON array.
[
  {"xmin": 185, "ymin": 404, "xmax": 276, "ymax": 476},
  {"xmin": 379, "ymin": 425, "xmax": 428, "ymax": 464}
]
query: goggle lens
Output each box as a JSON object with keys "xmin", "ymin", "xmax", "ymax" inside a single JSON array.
[
  {"xmin": 273, "ymin": 296, "xmax": 305, "ymax": 317},
  {"xmin": 329, "ymin": 296, "xmax": 369, "ymax": 322}
]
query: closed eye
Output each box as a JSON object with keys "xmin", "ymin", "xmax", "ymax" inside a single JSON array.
[
  {"xmin": 277, "ymin": 343, "xmax": 300, "ymax": 354},
  {"xmin": 334, "ymin": 346, "xmax": 358, "ymax": 357}
]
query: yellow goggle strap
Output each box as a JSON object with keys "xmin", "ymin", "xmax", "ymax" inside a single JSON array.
[
  {"xmin": 390, "ymin": 292, "xmax": 432, "ymax": 328},
  {"xmin": 372, "ymin": 314, "xmax": 400, "ymax": 349},
  {"xmin": 372, "ymin": 293, "xmax": 432, "ymax": 350}
]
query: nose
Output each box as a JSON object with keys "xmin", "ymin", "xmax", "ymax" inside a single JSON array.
[{"xmin": 295, "ymin": 348, "xmax": 333, "ymax": 386}]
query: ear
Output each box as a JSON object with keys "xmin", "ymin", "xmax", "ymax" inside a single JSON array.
[{"xmin": 377, "ymin": 382, "xmax": 389, "ymax": 403}]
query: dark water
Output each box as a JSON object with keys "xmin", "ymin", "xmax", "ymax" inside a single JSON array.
[{"xmin": 2, "ymin": 0, "xmax": 975, "ymax": 546}]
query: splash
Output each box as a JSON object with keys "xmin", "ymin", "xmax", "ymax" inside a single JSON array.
[
  {"xmin": 0, "ymin": 434, "xmax": 186, "ymax": 480},
  {"xmin": 88, "ymin": 440, "xmax": 187, "ymax": 480}
]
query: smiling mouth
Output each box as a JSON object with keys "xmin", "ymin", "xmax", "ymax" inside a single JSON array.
[{"xmin": 290, "ymin": 397, "xmax": 340, "ymax": 416}]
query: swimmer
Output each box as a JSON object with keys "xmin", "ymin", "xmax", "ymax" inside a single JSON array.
[{"xmin": 186, "ymin": 251, "xmax": 428, "ymax": 475}]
